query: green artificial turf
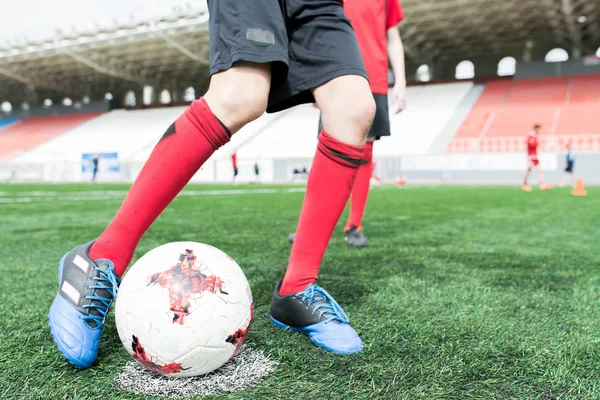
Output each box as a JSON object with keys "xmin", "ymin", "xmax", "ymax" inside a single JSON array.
[{"xmin": 0, "ymin": 183, "xmax": 599, "ymax": 399}]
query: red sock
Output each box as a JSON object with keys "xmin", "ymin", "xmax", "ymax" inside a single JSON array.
[
  {"xmin": 346, "ymin": 141, "xmax": 373, "ymax": 230},
  {"xmin": 280, "ymin": 131, "xmax": 364, "ymax": 295},
  {"xmin": 89, "ymin": 98, "xmax": 230, "ymax": 277}
]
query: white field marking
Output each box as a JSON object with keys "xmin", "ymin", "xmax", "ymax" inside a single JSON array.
[
  {"xmin": 0, "ymin": 191, "xmax": 60, "ymax": 197},
  {"xmin": 115, "ymin": 345, "xmax": 278, "ymax": 398},
  {"xmin": 0, "ymin": 190, "xmax": 127, "ymax": 197},
  {"xmin": 0, "ymin": 197, "xmax": 34, "ymax": 203},
  {"xmin": 0, "ymin": 187, "xmax": 307, "ymax": 204},
  {"xmin": 179, "ymin": 187, "xmax": 306, "ymax": 196}
]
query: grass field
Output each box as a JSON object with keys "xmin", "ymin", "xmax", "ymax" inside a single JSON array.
[{"xmin": 1, "ymin": 183, "xmax": 599, "ymax": 400}]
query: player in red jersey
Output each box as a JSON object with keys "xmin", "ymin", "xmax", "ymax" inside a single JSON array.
[
  {"xmin": 289, "ymin": 0, "xmax": 407, "ymax": 247},
  {"xmin": 231, "ymin": 152, "xmax": 238, "ymax": 183},
  {"xmin": 341, "ymin": 0, "xmax": 406, "ymax": 246},
  {"xmin": 49, "ymin": 0, "xmax": 376, "ymax": 368},
  {"xmin": 522, "ymin": 124, "xmax": 552, "ymax": 192}
]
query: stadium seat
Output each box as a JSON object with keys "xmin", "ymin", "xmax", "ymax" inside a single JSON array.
[
  {"xmin": 20, "ymin": 108, "xmax": 189, "ymax": 163},
  {"xmin": 234, "ymin": 82, "xmax": 474, "ymax": 160},
  {"xmin": 0, "ymin": 118, "xmax": 19, "ymax": 130},
  {"xmin": 448, "ymin": 74, "xmax": 600, "ymax": 153},
  {"xmin": 237, "ymin": 105, "xmax": 320, "ymax": 160},
  {"xmin": 569, "ymin": 74, "xmax": 600, "ymax": 103},
  {"xmin": 377, "ymin": 82, "xmax": 474, "ymax": 156},
  {"xmin": 556, "ymin": 103, "xmax": 600, "ymax": 136},
  {"xmin": 454, "ymin": 80, "xmax": 512, "ymax": 138},
  {"xmin": 505, "ymin": 77, "xmax": 569, "ymax": 106},
  {"xmin": 15, "ymin": 106, "xmax": 283, "ymax": 171},
  {"xmin": 0, "ymin": 114, "xmax": 102, "ymax": 157}
]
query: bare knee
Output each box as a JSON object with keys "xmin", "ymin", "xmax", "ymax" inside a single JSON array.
[
  {"xmin": 204, "ymin": 62, "xmax": 271, "ymax": 134},
  {"xmin": 344, "ymin": 93, "xmax": 376, "ymax": 135},
  {"xmin": 211, "ymin": 89, "xmax": 267, "ymax": 132},
  {"xmin": 313, "ymin": 75, "xmax": 376, "ymax": 146}
]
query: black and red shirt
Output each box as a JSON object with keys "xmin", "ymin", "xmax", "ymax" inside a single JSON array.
[{"xmin": 344, "ymin": 0, "xmax": 405, "ymax": 95}]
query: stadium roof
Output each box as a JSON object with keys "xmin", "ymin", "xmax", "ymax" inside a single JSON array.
[
  {"xmin": 401, "ymin": 0, "xmax": 600, "ymax": 62},
  {"xmin": 0, "ymin": 0, "xmax": 599, "ymax": 104}
]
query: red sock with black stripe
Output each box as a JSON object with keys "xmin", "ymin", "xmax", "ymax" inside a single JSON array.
[
  {"xmin": 89, "ymin": 98, "xmax": 230, "ymax": 277},
  {"xmin": 280, "ymin": 131, "xmax": 365, "ymax": 295},
  {"xmin": 346, "ymin": 141, "xmax": 374, "ymax": 230}
]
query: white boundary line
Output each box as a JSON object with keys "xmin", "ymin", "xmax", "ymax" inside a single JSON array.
[{"xmin": 0, "ymin": 187, "xmax": 307, "ymax": 204}]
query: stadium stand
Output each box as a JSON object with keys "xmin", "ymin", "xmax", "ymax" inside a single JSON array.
[
  {"xmin": 235, "ymin": 105, "xmax": 319, "ymax": 160},
  {"xmin": 0, "ymin": 118, "xmax": 18, "ymax": 130},
  {"xmin": 7, "ymin": 105, "xmax": 285, "ymax": 181},
  {"xmin": 3, "ymin": 76, "xmax": 599, "ymax": 183},
  {"xmin": 14, "ymin": 108, "xmax": 185, "ymax": 163},
  {"xmin": 448, "ymin": 74, "xmax": 600, "ymax": 153},
  {"xmin": 16, "ymin": 81, "xmax": 472, "ymax": 166},
  {"xmin": 6, "ymin": 81, "xmax": 473, "ymax": 182},
  {"xmin": 376, "ymin": 82, "xmax": 474, "ymax": 156},
  {"xmin": 569, "ymin": 74, "xmax": 600, "ymax": 103},
  {"xmin": 123, "ymin": 108, "xmax": 286, "ymax": 182},
  {"xmin": 129, "ymin": 108, "xmax": 285, "ymax": 163},
  {"xmin": 452, "ymin": 80, "xmax": 512, "ymax": 139},
  {"xmin": 232, "ymin": 82, "xmax": 474, "ymax": 160},
  {"xmin": 0, "ymin": 113, "xmax": 102, "ymax": 157},
  {"xmin": 15, "ymin": 106, "xmax": 285, "ymax": 165}
]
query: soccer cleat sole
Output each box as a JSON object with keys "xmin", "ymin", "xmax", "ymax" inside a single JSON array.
[
  {"xmin": 347, "ymin": 241, "xmax": 368, "ymax": 248},
  {"xmin": 270, "ymin": 316, "xmax": 363, "ymax": 355},
  {"xmin": 344, "ymin": 235, "xmax": 369, "ymax": 248}
]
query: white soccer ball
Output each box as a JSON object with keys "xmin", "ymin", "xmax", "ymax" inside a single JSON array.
[{"xmin": 115, "ymin": 242, "xmax": 253, "ymax": 377}]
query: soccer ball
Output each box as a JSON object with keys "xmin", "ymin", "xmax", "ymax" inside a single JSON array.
[{"xmin": 115, "ymin": 242, "xmax": 253, "ymax": 377}]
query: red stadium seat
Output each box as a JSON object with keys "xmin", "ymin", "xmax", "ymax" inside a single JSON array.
[
  {"xmin": 454, "ymin": 80, "xmax": 512, "ymax": 138},
  {"xmin": 0, "ymin": 113, "xmax": 103, "ymax": 156},
  {"xmin": 448, "ymin": 74, "xmax": 600, "ymax": 152},
  {"xmin": 569, "ymin": 75, "xmax": 600, "ymax": 103}
]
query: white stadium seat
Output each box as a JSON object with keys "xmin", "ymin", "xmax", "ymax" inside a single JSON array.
[{"xmin": 376, "ymin": 82, "xmax": 473, "ymax": 156}]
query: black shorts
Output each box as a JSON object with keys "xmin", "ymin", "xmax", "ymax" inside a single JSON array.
[
  {"xmin": 565, "ymin": 163, "xmax": 574, "ymax": 173},
  {"xmin": 317, "ymin": 93, "xmax": 390, "ymax": 139},
  {"xmin": 207, "ymin": 0, "xmax": 368, "ymax": 113}
]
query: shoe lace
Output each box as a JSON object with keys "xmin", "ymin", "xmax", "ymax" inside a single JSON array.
[
  {"xmin": 81, "ymin": 264, "xmax": 120, "ymax": 327},
  {"xmin": 297, "ymin": 285, "xmax": 349, "ymax": 324}
]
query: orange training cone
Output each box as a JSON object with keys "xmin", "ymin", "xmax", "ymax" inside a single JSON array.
[{"xmin": 572, "ymin": 179, "xmax": 587, "ymax": 196}]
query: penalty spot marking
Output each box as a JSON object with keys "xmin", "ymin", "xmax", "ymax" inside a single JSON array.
[{"xmin": 115, "ymin": 345, "xmax": 278, "ymax": 398}]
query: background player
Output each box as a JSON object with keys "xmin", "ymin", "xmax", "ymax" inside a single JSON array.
[
  {"xmin": 522, "ymin": 124, "xmax": 552, "ymax": 192},
  {"xmin": 48, "ymin": 0, "xmax": 377, "ymax": 369},
  {"xmin": 231, "ymin": 151, "xmax": 238, "ymax": 183},
  {"xmin": 253, "ymin": 162, "xmax": 260, "ymax": 183},
  {"xmin": 91, "ymin": 154, "xmax": 99, "ymax": 183},
  {"xmin": 289, "ymin": 0, "xmax": 407, "ymax": 248},
  {"xmin": 561, "ymin": 141, "xmax": 576, "ymax": 187}
]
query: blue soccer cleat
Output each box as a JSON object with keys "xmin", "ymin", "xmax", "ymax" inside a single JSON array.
[
  {"xmin": 48, "ymin": 241, "xmax": 120, "ymax": 368},
  {"xmin": 270, "ymin": 281, "xmax": 363, "ymax": 355}
]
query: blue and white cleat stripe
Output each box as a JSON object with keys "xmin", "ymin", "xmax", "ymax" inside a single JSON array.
[{"xmin": 48, "ymin": 242, "xmax": 120, "ymax": 368}]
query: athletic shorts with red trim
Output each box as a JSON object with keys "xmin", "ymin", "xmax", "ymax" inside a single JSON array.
[{"xmin": 528, "ymin": 155, "xmax": 540, "ymax": 168}]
